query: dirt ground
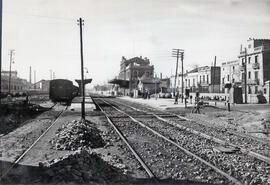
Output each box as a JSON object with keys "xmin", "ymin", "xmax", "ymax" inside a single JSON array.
[{"xmin": 168, "ymin": 105, "xmax": 270, "ymax": 139}]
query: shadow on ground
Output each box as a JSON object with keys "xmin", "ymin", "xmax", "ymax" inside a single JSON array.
[{"xmin": 0, "ymin": 160, "xmax": 221, "ymax": 185}]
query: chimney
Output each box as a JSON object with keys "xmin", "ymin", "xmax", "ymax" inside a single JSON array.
[{"xmin": 29, "ymin": 66, "xmax": 32, "ymax": 84}]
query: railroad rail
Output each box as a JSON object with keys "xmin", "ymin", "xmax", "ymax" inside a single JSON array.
[
  {"xmin": 0, "ymin": 104, "xmax": 68, "ymax": 182},
  {"xmin": 94, "ymin": 100, "xmax": 156, "ymax": 179},
  {"xmin": 110, "ymin": 98, "xmax": 270, "ymax": 164},
  {"xmin": 93, "ymin": 97, "xmax": 243, "ymax": 185}
]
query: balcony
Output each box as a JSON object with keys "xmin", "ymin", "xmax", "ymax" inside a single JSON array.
[
  {"xmin": 199, "ymin": 81, "xmax": 209, "ymax": 86},
  {"xmin": 239, "ymin": 65, "xmax": 245, "ymax": 71},
  {"xmin": 247, "ymin": 79, "xmax": 259, "ymax": 85},
  {"xmin": 240, "ymin": 50, "xmax": 246, "ymax": 55},
  {"xmin": 252, "ymin": 63, "xmax": 260, "ymax": 69},
  {"xmin": 254, "ymin": 46, "xmax": 263, "ymax": 52}
]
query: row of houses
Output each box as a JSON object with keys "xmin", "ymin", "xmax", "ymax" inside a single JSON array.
[{"xmin": 170, "ymin": 38, "xmax": 270, "ymax": 103}]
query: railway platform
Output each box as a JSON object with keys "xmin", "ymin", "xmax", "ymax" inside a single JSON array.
[
  {"xmin": 119, "ymin": 96, "xmax": 194, "ymax": 110},
  {"xmin": 69, "ymin": 96, "xmax": 96, "ymax": 111}
]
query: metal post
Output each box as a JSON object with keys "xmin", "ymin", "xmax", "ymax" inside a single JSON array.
[
  {"xmin": 78, "ymin": 17, "xmax": 85, "ymax": 120},
  {"xmin": 244, "ymin": 48, "xmax": 247, "ymax": 104}
]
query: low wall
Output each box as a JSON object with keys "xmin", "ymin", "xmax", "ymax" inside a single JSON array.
[{"xmin": 189, "ymin": 92, "xmax": 227, "ymax": 100}]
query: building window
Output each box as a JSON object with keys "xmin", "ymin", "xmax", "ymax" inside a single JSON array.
[
  {"xmin": 222, "ymin": 77, "xmax": 225, "ymax": 84},
  {"xmin": 188, "ymin": 79, "xmax": 190, "ymax": 87},
  {"xmin": 223, "ymin": 68, "xmax": 224, "ymax": 71},
  {"xmin": 255, "ymin": 55, "xmax": 258, "ymax": 63},
  {"xmin": 227, "ymin": 75, "xmax": 229, "ymax": 81},
  {"xmin": 207, "ymin": 75, "xmax": 209, "ymax": 84},
  {"xmin": 193, "ymin": 79, "xmax": 195, "ymax": 86},
  {"xmin": 248, "ymin": 86, "xmax": 251, "ymax": 94},
  {"xmin": 232, "ymin": 78, "xmax": 235, "ymax": 83},
  {"xmin": 248, "ymin": 57, "xmax": 251, "ymax": 64},
  {"xmin": 242, "ymin": 73, "xmax": 245, "ymax": 81},
  {"xmin": 248, "ymin": 71, "xmax": 251, "ymax": 79},
  {"xmin": 200, "ymin": 76, "xmax": 201, "ymax": 83},
  {"xmin": 264, "ymin": 88, "xmax": 267, "ymax": 94},
  {"xmin": 232, "ymin": 66, "xmax": 235, "ymax": 71},
  {"xmin": 203, "ymin": 75, "xmax": 205, "ymax": 82},
  {"xmin": 255, "ymin": 86, "xmax": 258, "ymax": 94},
  {"xmin": 255, "ymin": 71, "xmax": 258, "ymax": 80},
  {"xmin": 248, "ymin": 44, "xmax": 251, "ymax": 48},
  {"xmin": 242, "ymin": 58, "xmax": 245, "ymax": 65},
  {"xmin": 133, "ymin": 71, "xmax": 138, "ymax": 78}
]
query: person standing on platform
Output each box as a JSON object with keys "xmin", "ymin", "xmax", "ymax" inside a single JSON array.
[{"xmin": 174, "ymin": 91, "xmax": 179, "ymax": 104}]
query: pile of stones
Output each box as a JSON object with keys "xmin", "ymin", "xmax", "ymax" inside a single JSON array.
[
  {"xmin": 50, "ymin": 120, "xmax": 105, "ymax": 151},
  {"xmin": 39, "ymin": 149, "xmax": 128, "ymax": 183}
]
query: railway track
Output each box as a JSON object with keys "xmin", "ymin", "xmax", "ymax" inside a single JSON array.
[
  {"xmin": 112, "ymin": 98, "xmax": 270, "ymax": 162},
  {"xmin": 0, "ymin": 104, "xmax": 68, "ymax": 182},
  {"xmin": 93, "ymin": 98, "xmax": 246, "ymax": 184},
  {"xmin": 93, "ymin": 97, "xmax": 270, "ymax": 185}
]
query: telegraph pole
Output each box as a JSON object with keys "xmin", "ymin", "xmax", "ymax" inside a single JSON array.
[
  {"xmin": 172, "ymin": 49, "xmax": 184, "ymax": 102},
  {"xmin": 8, "ymin": 50, "xmax": 15, "ymax": 94},
  {"xmin": 180, "ymin": 52, "xmax": 184, "ymax": 103},
  {"xmin": 0, "ymin": 0, "xmax": 2, "ymax": 104},
  {"xmin": 244, "ymin": 48, "xmax": 247, "ymax": 104},
  {"xmin": 78, "ymin": 17, "xmax": 85, "ymax": 120}
]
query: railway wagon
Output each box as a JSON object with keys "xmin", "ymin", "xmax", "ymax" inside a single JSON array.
[{"xmin": 49, "ymin": 79, "xmax": 78, "ymax": 103}]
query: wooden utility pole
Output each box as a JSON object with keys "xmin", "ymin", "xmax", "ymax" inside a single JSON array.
[
  {"xmin": 172, "ymin": 49, "xmax": 184, "ymax": 102},
  {"xmin": 0, "ymin": 0, "xmax": 2, "ymax": 104},
  {"xmin": 181, "ymin": 52, "xmax": 184, "ymax": 103},
  {"xmin": 78, "ymin": 17, "xmax": 85, "ymax": 120},
  {"xmin": 8, "ymin": 50, "xmax": 15, "ymax": 94},
  {"xmin": 244, "ymin": 48, "xmax": 247, "ymax": 104}
]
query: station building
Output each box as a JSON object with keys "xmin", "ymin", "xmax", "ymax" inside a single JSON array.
[
  {"xmin": 111, "ymin": 56, "xmax": 156, "ymax": 96},
  {"xmin": 238, "ymin": 38, "xmax": 270, "ymax": 103}
]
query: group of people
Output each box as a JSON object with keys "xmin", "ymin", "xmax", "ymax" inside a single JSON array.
[{"xmin": 142, "ymin": 90, "xmax": 150, "ymax": 99}]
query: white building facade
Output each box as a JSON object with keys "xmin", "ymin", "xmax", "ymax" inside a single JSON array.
[{"xmin": 238, "ymin": 38, "xmax": 270, "ymax": 103}]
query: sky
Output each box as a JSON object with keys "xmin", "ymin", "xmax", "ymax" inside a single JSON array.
[{"xmin": 2, "ymin": 0, "xmax": 270, "ymax": 87}]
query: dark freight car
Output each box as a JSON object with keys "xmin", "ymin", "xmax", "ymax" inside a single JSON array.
[{"xmin": 49, "ymin": 79, "xmax": 78, "ymax": 103}]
